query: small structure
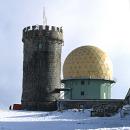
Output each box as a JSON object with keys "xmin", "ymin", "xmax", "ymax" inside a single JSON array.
[
  {"xmin": 124, "ymin": 88, "xmax": 130, "ymax": 105},
  {"xmin": 11, "ymin": 104, "xmax": 22, "ymax": 110}
]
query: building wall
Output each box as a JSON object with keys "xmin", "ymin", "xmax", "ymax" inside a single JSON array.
[
  {"xmin": 63, "ymin": 79, "xmax": 112, "ymax": 99},
  {"xmin": 58, "ymin": 99, "xmax": 123, "ymax": 110},
  {"xmin": 21, "ymin": 25, "xmax": 63, "ymax": 110}
]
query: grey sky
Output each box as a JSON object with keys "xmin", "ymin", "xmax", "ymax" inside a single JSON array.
[{"xmin": 0, "ymin": 0, "xmax": 130, "ymax": 108}]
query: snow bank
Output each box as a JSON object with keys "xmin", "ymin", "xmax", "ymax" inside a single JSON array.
[{"xmin": 0, "ymin": 109, "xmax": 129, "ymax": 130}]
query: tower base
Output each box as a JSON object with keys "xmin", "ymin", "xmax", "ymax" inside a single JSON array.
[{"xmin": 22, "ymin": 101, "xmax": 57, "ymax": 111}]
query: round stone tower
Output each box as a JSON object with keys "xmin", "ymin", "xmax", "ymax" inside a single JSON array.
[{"xmin": 21, "ymin": 25, "xmax": 63, "ymax": 110}]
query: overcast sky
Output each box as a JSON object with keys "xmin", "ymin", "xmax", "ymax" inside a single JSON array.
[{"xmin": 0, "ymin": 0, "xmax": 130, "ymax": 108}]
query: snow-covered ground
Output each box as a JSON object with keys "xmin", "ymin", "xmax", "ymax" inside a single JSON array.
[{"xmin": 0, "ymin": 109, "xmax": 130, "ymax": 130}]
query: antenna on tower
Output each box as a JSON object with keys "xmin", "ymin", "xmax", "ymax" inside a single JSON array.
[{"xmin": 43, "ymin": 7, "xmax": 47, "ymax": 26}]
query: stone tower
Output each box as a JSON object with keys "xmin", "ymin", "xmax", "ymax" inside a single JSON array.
[{"xmin": 21, "ymin": 25, "xmax": 63, "ymax": 111}]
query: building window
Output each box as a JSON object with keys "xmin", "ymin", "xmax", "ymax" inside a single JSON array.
[
  {"xmin": 88, "ymin": 80, "xmax": 90, "ymax": 85},
  {"xmin": 81, "ymin": 80, "xmax": 85, "ymax": 85},
  {"xmin": 81, "ymin": 91, "xmax": 84, "ymax": 96},
  {"xmin": 104, "ymin": 92, "xmax": 106, "ymax": 99}
]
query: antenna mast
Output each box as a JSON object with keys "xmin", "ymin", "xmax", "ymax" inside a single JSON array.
[{"xmin": 43, "ymin": 7, "xmax": 47, "ymax": 26}]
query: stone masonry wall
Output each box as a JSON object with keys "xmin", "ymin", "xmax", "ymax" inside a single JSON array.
[{"xmin": 21, "ymin": 25, "xmax": 63, "ymax": 110}]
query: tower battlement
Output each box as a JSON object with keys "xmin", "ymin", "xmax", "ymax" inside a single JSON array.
[{"xmin": 22, "ymin": 25, "xmax": 63, "ymax": 42}]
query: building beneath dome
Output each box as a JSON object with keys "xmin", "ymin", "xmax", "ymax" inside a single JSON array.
[{"xmin": 62, "ymin": 45, "xmax": 115, "ymax": 100}]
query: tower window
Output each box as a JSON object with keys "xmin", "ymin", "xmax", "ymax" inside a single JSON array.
[
  {"xmin": 81, "ymin": 80, "xmax": 85, "ymax": 85},
  {"xmin": 39, "ymin": 44, "xmax": 42, "ymax": 49},
  {"xmin": 81, "ymin": 91, "xmax": 84, "ymax": 96}
]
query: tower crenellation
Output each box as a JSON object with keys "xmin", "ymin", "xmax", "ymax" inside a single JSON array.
[{"xmin": 22, "ymin": 25, "xmax": 63, "ymax": 42}]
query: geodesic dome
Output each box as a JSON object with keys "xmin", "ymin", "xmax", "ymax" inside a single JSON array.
[{"xmin": 63, "ymin": 45, "xmax": 113, "ymax": 80}]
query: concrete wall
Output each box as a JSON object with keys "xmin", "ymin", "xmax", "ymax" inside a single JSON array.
[
  {"xmin": 58, "ymin": 99, "xmax": 123, "ymax": 110},
  {"xmin": 62, "ymin": 79, "xmax": 112, "ymax": 99}
]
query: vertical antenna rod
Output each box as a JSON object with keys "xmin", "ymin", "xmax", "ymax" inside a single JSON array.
[{"xmin": 43, "ymin": 7, "xmax": 47, "ymax": 26}]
